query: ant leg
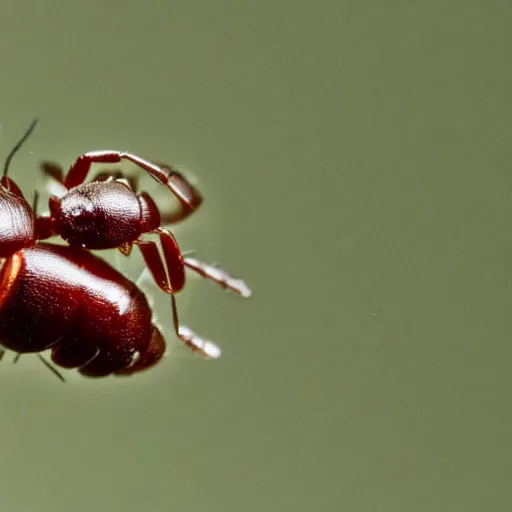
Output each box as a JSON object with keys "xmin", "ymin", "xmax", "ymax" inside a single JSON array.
[
  {"xmin": 135, "ymin": 232, "xmax": 221, "ymax": 358},
  {"xmin": 136, "ymin": 229, "xmax": 185, "ymax": 293},
  {"xmin": 41, "ymin": 161, "xmax": 136, "ymax": 190},
  {"xmin": 170, "ymin": 293, "xmax": 221, "ymax": 358},
  {"xmin": 159, "ymin": 198, "xmax": 200, "ymax": 225},
  {"xmin": 42, "ymin": 161, "xmax": 141, "ymax": 193},
  {"xmin": 12, "ymin": 352, "xmax": 65, "ymax": 382},
  {"xmin": 184, "ymin": 257, "xmax": 252, "ymax": 298},
  {"xmin": 132, "ymin": 248, "xmax": 197, "ymax": 288},
  {"xmin": 154, "ymin": 162, "xmax": 203, "ymax": 224},
  {"xmin": 0, "ymin": 348, "xmax": 6, "ymax": 362},
  {"xmin": 37, "ymin": 354, "xmax": 66, "ymax": 382},
  {"xmin": 136, "ymin": 239, "xmax": 173, "ymax": 293},
  {"xmin": 64, "ymin": 152, "xmax": 202, "ymax": 213}
]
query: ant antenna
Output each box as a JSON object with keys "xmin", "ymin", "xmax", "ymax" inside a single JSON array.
[{"xmin": 3, "ymin": 118, "xmax": 39, "ymax": 177}]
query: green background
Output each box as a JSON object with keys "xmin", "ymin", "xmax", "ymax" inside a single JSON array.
[{"xmin": 0, "ymin": 1, "xmax": 511, "ymax": 511}]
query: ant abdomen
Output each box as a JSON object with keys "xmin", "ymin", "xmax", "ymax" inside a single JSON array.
[{"xmin": 0, "ymin": 243, "xmax": 165, "ymax": 377}]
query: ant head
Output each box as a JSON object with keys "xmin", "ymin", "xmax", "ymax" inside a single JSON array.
[{"xmin": 0, "ymin": 120, "xmax": 38, "ymax": 257}]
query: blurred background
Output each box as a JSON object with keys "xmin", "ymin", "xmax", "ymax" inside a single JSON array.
[{"xmin": 0, "ymin": 1, "xmax": 511, "ymax": 511}]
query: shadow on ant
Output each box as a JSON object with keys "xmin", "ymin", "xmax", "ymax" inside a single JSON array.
[{"xmin": 0, "ymin": 120, "xmax": 251, "ymax": 381}]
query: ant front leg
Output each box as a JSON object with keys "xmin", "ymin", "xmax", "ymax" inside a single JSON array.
[
  {"xmin": 154, "ymin": 162, "xmax": 203, "ymax": 224},
  {"xmin": 64, "ymin": 152, "xmax": 203, "ymax": 216},
  {"xmin": 136, "ymin": 228, "xmax": 221, "ymax": 358}
]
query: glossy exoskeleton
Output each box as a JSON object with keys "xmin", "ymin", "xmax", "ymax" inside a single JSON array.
[
  {"xmin": 0, "ymin": 242, "xmax": 167, "ymax": 377},
  {"xmin": 0, "ymin": 120, "xmax": 251, "ymax": 378},
  {"xmin": 35, "ymin": 133, "xmax": 251, "ymax": 346}
]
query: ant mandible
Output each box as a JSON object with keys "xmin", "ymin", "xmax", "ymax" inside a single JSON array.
[{"xmin": 0, "ymin": 120, "xmax": 251, "ymax": 378}]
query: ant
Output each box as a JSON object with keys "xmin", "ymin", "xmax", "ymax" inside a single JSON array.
[
  {"xmin": 0, "ymin": 120, "xmax": 251, "ymax": 379},
  {"xmin": 34, "ymin": 124, "xmax": 251, "ymax": 311}
]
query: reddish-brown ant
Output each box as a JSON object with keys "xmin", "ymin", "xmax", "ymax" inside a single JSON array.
[{"xmin": 0, "ymin": 120, "xmax": 251, "ymax": 379}]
